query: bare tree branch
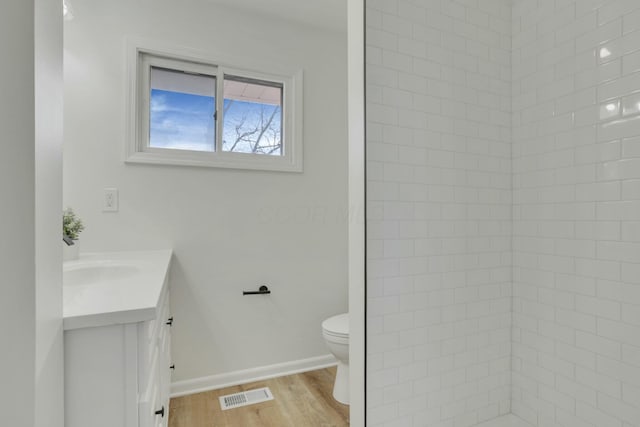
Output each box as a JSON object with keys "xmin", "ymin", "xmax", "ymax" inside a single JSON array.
[
  {"xmin": 251, "ymin": 106, "xmax": 279, "ymax": 153},
  {"xmin": 224, "ymin": 102, "xmax": 281, "ymax": 154}
]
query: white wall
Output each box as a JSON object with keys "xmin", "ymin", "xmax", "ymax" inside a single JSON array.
[
  {"xmin": 35, "ymin": 0, "xmax": 64, "ymax": 425},
  {"xmin": 512, "ymin": 1, "xmax": 640, "ymax": 426},
  {"xmin": 0, "ymin": 1, "xmax": 37, "ymax": 425},
  {"xmin": 366, "ymin": 0, "xmax": 512, "ymax": 425},
  {"xmin": 63, "ymin": 0, "xmax": 348, "ymax": 381},
  {"xmin": 0, "ymin": 1, "xmax": 64, "ymax": 426}
]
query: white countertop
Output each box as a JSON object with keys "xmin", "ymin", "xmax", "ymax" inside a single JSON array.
[{"xmin": 63, "ymin": 250, "xmax": 172, "ymax": 330}]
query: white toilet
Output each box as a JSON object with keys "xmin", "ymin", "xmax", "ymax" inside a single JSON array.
[{"xmin": 322, "ymin": 313, "xmax": 349, "ymax": 405}]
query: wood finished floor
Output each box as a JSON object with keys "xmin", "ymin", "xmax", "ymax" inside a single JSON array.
[{"xmin": 169, "ymin": 367, "xmax": 349, "ymax": 427}]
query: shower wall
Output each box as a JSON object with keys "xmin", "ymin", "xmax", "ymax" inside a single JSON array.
[
  {"xmin": 366, "ymin": 1, "xmax": 512, "ymax": 425},
  {"xmin": 512, "ymin": 1, "xmax": 640, "ymax": 426}
]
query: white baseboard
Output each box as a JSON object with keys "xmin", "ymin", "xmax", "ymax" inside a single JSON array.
[{"xmin": 170, "ymin": 354, "xmax": 337, "ymax": 398}]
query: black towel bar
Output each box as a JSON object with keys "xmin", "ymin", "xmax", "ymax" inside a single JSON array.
[{"xmin": 243, "ymin": 285, "xmax": 271, "ymax": 295}]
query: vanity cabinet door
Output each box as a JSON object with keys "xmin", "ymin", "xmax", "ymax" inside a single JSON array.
[
  {"xmin": 157, "ymin": 291, "xmax": 172, "ymax": 427},
  {"xmin": 139, "ymin": 351, "xmax": 163, "ymax": 427},
  {"xmin": 65, "ymin": 284, "xmax": 172, "ymax": 427},
  {"xmin": 138, "ymin": 319, "xmax": 156, "ymax": 389},
  {"xmin": 148, "ymin": 386, "xmax": 167, "ymax": 427},
  {"xmin": 140, "ymin": 289, "xmax": 172, "ymax": 427},
  {"xmin": 64, "ymin": 325, "xmax": 130, "ymax": 427}
]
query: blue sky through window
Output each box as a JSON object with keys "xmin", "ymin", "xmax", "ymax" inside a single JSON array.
[
  {"xmin": 150, "ymin": 90, "xmax": 282, "ymax": 155},
  {"xmin": 150, "ymin": 90, "xmax": 215, "ymax": 152}
]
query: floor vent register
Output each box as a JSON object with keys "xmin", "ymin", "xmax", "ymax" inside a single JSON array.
[{"xmin": 219, "ymin": 387, "xmax": 274, "ymax": 410}]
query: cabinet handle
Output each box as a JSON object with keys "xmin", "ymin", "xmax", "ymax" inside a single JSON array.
[
  {"xmin": 170, "ymin": 364, "xmax": 175, "ymax": 370},
  {"xmin": 166, "ymin": 317, "xmax": 173, "ymax": 326},
  {"xmin": 155, "ymin": 406, "xmax": 165, "ymax": 418}
]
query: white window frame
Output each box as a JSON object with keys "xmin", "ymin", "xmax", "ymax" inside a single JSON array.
[{"xmin": 125, "ymin": 43, "xmax": 303, "ymax": 172}]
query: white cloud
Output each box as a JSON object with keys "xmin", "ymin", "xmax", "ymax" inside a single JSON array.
[{"xmin": 150, "ymin": 95, "xmax": 168, "ymax": 113}]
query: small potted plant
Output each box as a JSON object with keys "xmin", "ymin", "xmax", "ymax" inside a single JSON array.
[{"xmin": 63, "ymin": 207, "xmax": 85, "ymax": 261}]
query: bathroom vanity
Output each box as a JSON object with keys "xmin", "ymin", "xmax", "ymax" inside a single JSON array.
[{"xmin": 63, "ymin": 250, "xmax": 173, "ymax": 427}]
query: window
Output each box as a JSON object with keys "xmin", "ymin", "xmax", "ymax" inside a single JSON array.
[
  {"xmin": 149, "ymin": 64, "xmax": 217, "ymax": 152},
  {"xmin": 126, "ymin": 47, "xmax": 303, "ymax": 172},
  {"xmin": 222, "ymin": 76, "xmax": 283, "ymax": 156}
]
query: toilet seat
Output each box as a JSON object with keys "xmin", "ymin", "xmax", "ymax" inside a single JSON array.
[{"xmin": 322, "ymin": 313, "xmax": 349, "ymax": 338}]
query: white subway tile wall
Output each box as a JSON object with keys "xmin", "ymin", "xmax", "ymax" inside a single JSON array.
[
  {"xmin": 368, "ymin": 0, "xmax": 640, "ymax": 426},
  {"xmin": 366, "ymin": 1, "xmax": 513, "ymax": 425},
  {"xmin": 512, "ymin": 1, "xmax": 640, "ymax": 427}
]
